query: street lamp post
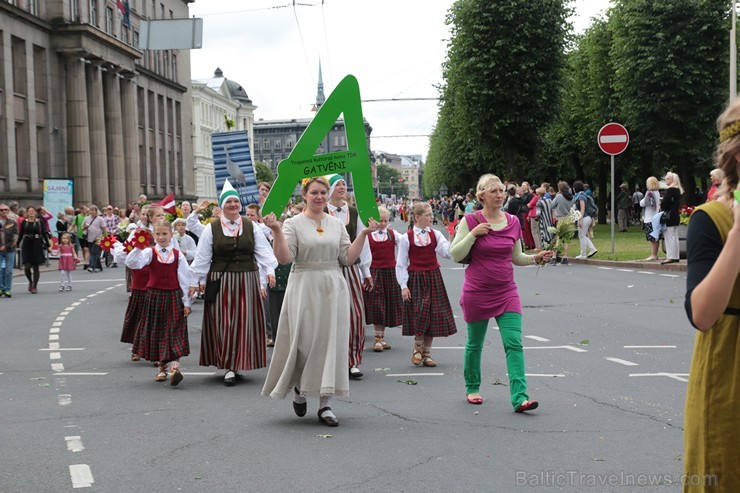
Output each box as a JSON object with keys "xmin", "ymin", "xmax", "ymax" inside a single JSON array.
[{"xmin": 732, "ymin": 0, "xmax": 737, "ymax": 99}]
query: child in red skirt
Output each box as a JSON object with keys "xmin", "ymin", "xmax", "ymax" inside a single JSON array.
[
  {"xmin": 125, "ymin": 220, "xmax": 192, "ymax": 386},
  {"xmin": 57, "ymin": 233, "xmax": 78, "ymax": 291},
  {"xmin": 396, "ymin": 202, "xmax": 456, "ymax": 367},
  {"xmin": 113, "ymin": 238, "xmax": 151, "ymax": 362},
  {"xmin": 364, "ymin": 207, "xmax": 402, "ymax": 352}
]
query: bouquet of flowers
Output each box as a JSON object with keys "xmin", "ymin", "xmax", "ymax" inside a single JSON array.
[
  {"xmin": 198, "ymin": 202, "xmax": 219, "ymax": 225},
  {"xmin": 543, "ymin": 208, "xmax": 580, "ymax": 256},
  {"xmin": 679, "ymin": 205, "xmax": 694, "ymax": 225},
  {"xmin": 99, "ymin": 235, "xmax": 118, "ymax": 251},
  {"xmin": 165, "ymin": 203, "xmax": 185, "ymax": 223}
]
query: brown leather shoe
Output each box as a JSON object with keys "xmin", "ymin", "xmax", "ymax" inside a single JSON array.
[
  {"xmin": 411, "ymin": 345, "xmax": 423, "ymax": 366},
  {"xmin": 421, "ymin": 354, "xmax": 437, "ymax": 367},
  {"xmin": 373, "ymin": 337, "xmax": 384, "ymax": 352},
  {"xmin": 169, "ymin": 369, "xmax": 183, "ymax": 386}
]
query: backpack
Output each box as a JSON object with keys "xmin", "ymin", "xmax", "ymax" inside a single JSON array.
[{"xmin": 576, "ymin": 193, "xmax": 598, "ymax": 218}]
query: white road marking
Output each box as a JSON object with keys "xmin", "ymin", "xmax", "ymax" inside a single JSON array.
[
  {"xmin": 181, "ymin": 372, "xmax": 218, "ymax": 376},
  {"xmin": 38, "ymin": 348, "xmax": 85, "ymax": 351},
  {"xmin": 69, "ymin": 464, "xmax": 94, "ymax": 488},
  {"xmin": 385, "ymin": 373, "xmax": 445, "ymax": 377},
  {"xmin": 106, "ymin": 286, "xmax": 116, "ymax": 290},
  {"xmin": 52, "ymin": 321, "xmax": 63, "ymax": 327},
  {"xmin": 87, "ymin": 294, "xmax": 96, "ymax": 298},
  {"xmin": 71, "ymin": 302, "xmax": 81, "ymax": 307},
  {"xmin": 58, "ymin": 394, "xmax": 72, "ymax": 406},
  {"xmin": 60, "ymin": 311, "xmax": 70, "ymax": 315},
  {"xmin": 630, "ymin": 372, "xmax": 689, "ymax": 382},
  {"xmin": 523, "ymin": 373, "xmax": 565, "ymax": 377},
  {"xmin": 49, "ymin": 342, "xmax": 60, "ymax": 350},
  {"xmin": 65, "ymin": 436, "xmax": 85, "ymax": 452},
  {"xmin": 617, "ymin": 269, "xmax": 634, "ymax": 273},
  {"xmin": 65, "ymin": 307, "xmax": 76, "ymax": 311},
  {"xmin": 524, "ymin": 345, "xmax": 588, "ymax": 353},
  {"xmin": 50, "ymin": 352, "xmax": 61, "ymax": 360},
  {"xmin": 55, "ymin": 317, "xmax": 66, "ymax": 322},
  {"xmin": 55, "ymin": 372, "xmax": 108, "ymax": 376},
  {"xmin": 525, "ymin": 335, "xmax": 550, "ymax": 342},
  {"xmin": 624, "ymin": 345, "xmax": 676, "ymax": 349},
  {"xmin": 637, "ymin": 271, "xmax": 655, "ymax": 275},
  {"xmin": 605, "ymin": 357, "xmax": 639, "ymax": 366},
  {"xmin": 50, "ymin": 328, "xmax": 60, "ymax": 334},
  {"xmin": 36, "ymin": 278, "xmax": 123, "ymax": 284},
  {"xmin": 660, "ymin": 274, "xmax": 679, "ymax": 278},
  {"xmin": 52, "ymin": 363, "xmax": 65, "ymax": 372},
  {"xmin": 49, "ymin": 334, "xmax": 59, "ymax": 341},
  {"xmin": 433, "ymin": 347, "xmax": 465, "ymax": 350},
  {"xmin": 597, "ymin": 267, "xmax": 613, "ymax": 270},
  {"xmin": 96, "ymin": 290, "xmax": 107, "ymax": 294}
]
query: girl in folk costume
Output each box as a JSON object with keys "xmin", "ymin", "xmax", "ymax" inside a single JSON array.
[
  {"xmin": 188, "ymin": 180, "xmax": 277, "ymax": 386},
  {"xmin": 396, "ymin": 202, "xmax": 457, "ymax": 367},
  {"xmin": 113, "ymin": 234, "xmax": 152, "ymax": 362},
  {"xmin": 125, "ymin": 220, "xmax": 192, "ymax": 386},
  {"xmin": 57, "ymin": 233, "xmax": 79, "ymax": 291},
  {"xmin": 324, "ymin": 174, "xmax": 373, "ymax": 380},
  {"xmin": 363, "ymin": 206, "xmax": 403, "ymax": 352}
]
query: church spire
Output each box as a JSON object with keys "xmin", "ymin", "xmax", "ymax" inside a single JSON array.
[{"xmin": 314, "ymin": 61, "xmax": 326, "ymax": 110}]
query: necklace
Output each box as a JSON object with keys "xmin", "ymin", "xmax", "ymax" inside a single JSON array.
[
  {"xmin": 305, "ymin": 213, "xmax": 325, "ymax": 235},
  {"xmin": 153, "ymin": 246, "xmax": 173, "ymax": 264},
  {"xmin": 414, "ymin": 230, "xmax": 430, "ymax": 246},
  {"xmin": 221, "ymin": 216, "xmax": 242, "ymax": 236}
]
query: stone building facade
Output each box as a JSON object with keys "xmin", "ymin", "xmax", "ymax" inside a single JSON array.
[
  {"xmin": 0, "ymin": 0, "xmax": 194, "ymax": 207},
  {"xmin": 191, "ymin": 68, "xmax": 256, "ymax": 201}
]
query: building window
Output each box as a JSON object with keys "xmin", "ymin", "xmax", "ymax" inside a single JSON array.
[
  {"xmin": 160, "ymin": 3, "xmax": 164, "ymax": 19},
  {"xmin": 133, "ymin": 31, "xmax": 140, "ymax": 57},
  {"xmin": 274, "ymin": 139, "xmax": 281, "ymax": 149},
  {"xmin": 11, "ymin": 36, "xmax": 26, "ymax": 96},
  {"xmin": 105, "ymin": 7, "xmax": 113, "ymax": 34},
  {"xmin": 70, "ymin": 0, "xmax": 80, "ymax": 21},
  {"xmin": 263, "ymin": 139, "xmax": 269, "ymax": 149},
  {"xmin": 150, "ymin": 0, "xmax": 155, "ymax": 19},
  {"xmin": 254, "ymin": 141, "xmax": 260, "ymax": 150},
  {"xmin": 33, "ymin": 46, "xmax": 45, "ymax": 101},
  {"xmin": 28, "ymin": 0, "xmax": 37, "ymax": 15},
  {"xmin": 169, "ymin": 9, "xmax": 173, "ymax": 19},
  {"xmin": 121, "ymin": 24, "xmax": 129, "ymax": 44},
  {"xmin": 171, "ymin": 53, "xmax": 177, "ymax": 83},
  {"xmin": 163, "ymin": 50, "xmax": 169, "ymax": 78},
  {"xmin": 90, "ymin": 0, "xmax": 98, "ymax": 27}
]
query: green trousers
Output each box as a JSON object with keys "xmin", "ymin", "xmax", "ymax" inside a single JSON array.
[{"xmin": 464, "ymin": 312, "xmax": 528, "ymax": 410}]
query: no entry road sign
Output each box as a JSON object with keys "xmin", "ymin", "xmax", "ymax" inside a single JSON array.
[{"xmin": 598, "ymin": 123, "xmax": 629, "ymax": 156}]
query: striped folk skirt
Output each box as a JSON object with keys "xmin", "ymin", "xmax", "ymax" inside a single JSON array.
[
  {"xmin": 132, "ymin": 288, "xmax": 189, "ymax": 362},
  {"xmin": 200, "ymin": 270, "xmax": 266, "ymax": 371},
  {"xmin": 364, "ymin": 267, "xmax": 403, "ymax": 327},
  {"xmin": 342, "ymin": 264, "xmax": 366, "ymax": 369},
  {"xmin": 121, "ymin": 289, "xmax": 147, "ymax": 344},
  {"xmin": 402, "ymin": 268, "xmax": 457, "ymax": 338}
]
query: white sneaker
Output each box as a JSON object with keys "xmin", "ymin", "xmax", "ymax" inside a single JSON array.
[
  {"xmin": 587, "ymin": 249, "xmax": 598, "ymax": 258},
  {"xmin": 575, "ymin": 254, "xmax": 586, "ymax": 260}
]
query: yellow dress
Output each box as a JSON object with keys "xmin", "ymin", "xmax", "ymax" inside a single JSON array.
[{"xmin": 683, "ymin": 201, "xmax": 740, "ymax": 492}]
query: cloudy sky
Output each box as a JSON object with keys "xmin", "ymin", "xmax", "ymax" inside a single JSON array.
[{"xmin": 189, "ymin": 0, "xmax": 612, "ymax": 161}]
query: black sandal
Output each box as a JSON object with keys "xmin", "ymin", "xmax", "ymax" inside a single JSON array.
[
  {"xmin": 293, "ymin": 387, "xmax": 306, "ymax": 417},
  {"xmin": 317, "ymin": 407, "xmax": 338, "ymax": 427}
]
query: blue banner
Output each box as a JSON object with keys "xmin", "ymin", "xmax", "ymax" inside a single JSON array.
[{"xmin": 211, "ymin": 131, "xmax": 259, "ymax": 208}]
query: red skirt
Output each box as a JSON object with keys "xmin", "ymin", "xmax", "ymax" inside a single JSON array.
[
  {"xmin": 132, "ymin": 288, "xmax": 189, "ymax": 362},
  {"xmin": 121, "ymin": 289, "xmax": 147, "ymax": 344},
  {"xmin": 402, "ymin": 269, "xmax": 456, "ymax": 337},
  {"xmin": 364, "ymin": 267, "xmax": 402, "ymax": 327}
]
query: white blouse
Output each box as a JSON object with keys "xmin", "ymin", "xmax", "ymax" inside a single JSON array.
[
  {"xmin": 125, "ymin": 245, "xmax": 192, "ymax": 307},
  {"xmin": 395, "ymin": 226, "xmax": 451, "ymax": 290}
]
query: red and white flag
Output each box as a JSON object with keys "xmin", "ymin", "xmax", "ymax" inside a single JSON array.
[
  {"xmin": 116, "ymin": 0, "xmax": 125, "ymax": 15},
  {"xmin": 156, "ymin": 193, "xmax": 177, "ymax": 214}
]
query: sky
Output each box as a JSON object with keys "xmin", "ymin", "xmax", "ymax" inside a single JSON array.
[{"xmin": 189, "ymin": 0, "xmax": 613, "ymax": 162}]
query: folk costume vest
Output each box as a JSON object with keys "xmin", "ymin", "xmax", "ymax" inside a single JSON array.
[
  {"xmin": 147, "ymin": 249, "xmax": 180, "ymax": 290},
  {"xmin": 407, "ymin": 230, "xmax": 439, "ymax": 271},
  {"xmin": 369, "ymin": 230, "xmax": 396, "ymax": 269},
  {"xmin": 210, "ymin": 218, "xmax": 257, "ymax": 272}
]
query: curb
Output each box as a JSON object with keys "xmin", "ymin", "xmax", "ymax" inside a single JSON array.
[{"xmin": 567, "ymin": 257, "xmax": 686, "ymax": 272}]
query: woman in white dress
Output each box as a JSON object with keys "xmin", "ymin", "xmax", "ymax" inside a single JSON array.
[{"xmin": 262, "ymin": 177, "xmax": 377, "ymax": 427}]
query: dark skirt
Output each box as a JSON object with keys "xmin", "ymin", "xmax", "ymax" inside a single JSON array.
[
  {"xmin": 121, "ymin": 289, "xmax": 147, "ymax": 344},
  {"xmin": 645, "ymin": 221, "xmax": 661, "ymax": 243},
  {"xmin": 364, "ymin": 267, "xmax": 403, "ymax": 327},
  {"xmin": 402, "ymin": 269, "xmax": 457, "ymax": 338},
  {"xmin": 132, "ymin": 288, "xmax": 189, "ymax": 362},
  {"xmin": 200, "ymin": 270, "xmax": 266, "ymax": 371}
]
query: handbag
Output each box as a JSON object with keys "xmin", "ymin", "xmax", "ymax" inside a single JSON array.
[
  {"xmin": 204, "ymin": 257, "xmax": 233, "ymax": 303},
  {"xmin": 457, "ymin": 211, "xmax": 483, "ymax": 265}
]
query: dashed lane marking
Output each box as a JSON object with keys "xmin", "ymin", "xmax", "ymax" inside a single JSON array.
[
  {"xmin": 55, "ymin": 372, "xmax": 108, "ymax": 376},
  {"xmin": 524, "ymin": 345, "xmax": 588, "ymax": 353},
  {"xmin": 69, "ymin": 464, "xmax": 94, "ymax": 488},
  {"xmin": 637, "ymin": 271, "xmax": 655, "ymax": 275},
  {"xmin": 524, "ymin": 373, "xmax": 565, "ymax": 377},
  {"xmin": 49, "ymin": 342, "xmax": 60, "ymax": 350},
  {"xmin": 385, "ymin": 373, "xmax": 445, "ymax": 377},
  {"xmin": 525, "ymin": 335, "xmax": 550, "ymax": 342},
  {"xmin": 630, "ymin": 372, "xmax": 689, "ymax": 382},
  {"xmin": 52, "ymin": 363, "xmax": 65, "ymax": 372},
  {"xmin": 597, "ymin": 267, "xmax": 613, "ymax": 270},
  {"xmin": 49, "ymin": 334, "xmax": 59, "ymax": 341},
  {"xmin": 660, "ymin": 274, "xmax": 679, "ymax": 278},
  {"xmin": 624, "ymin": 345, "xmax": 676, "ymax": 349},
  {"xmin": 182, "ymin": 372, "xmax": 218, "ymax": 376},
  {"xmin": 65, "ymin": 436, "xmax": 85, "ymax": 452},
  {"xmin": 50, "ymin": 328, "xmax": 60, "ymax": 334},
  {"xmin": 58, "ymin": 395, "xmax": 72, "ymax": 406},
  {"xmin": 617, "ymin": 269, "xmax": 634, "ymax": 273},
  {"xmin": 52, "ymin": 321, "xmax": 63, "ymax": 327},
  {"xmin": 38, "ymin": 348, "xmax": 85, "ymax": 351},
  {"xmin": 605, "ymin": 357, "xmax": 639, "ymax": 366},
  {"xmin": 50, "ymin": 352, "xmax": 61, "ymax": 360},
  {"xmin": 433, "ymin": 347, "xmax": 464, "ymax": 350}
]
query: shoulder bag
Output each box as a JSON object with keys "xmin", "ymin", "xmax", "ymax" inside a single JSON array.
[{"xmin": 204, "ymin": 257, "xmax": 233, "ymax": 303}]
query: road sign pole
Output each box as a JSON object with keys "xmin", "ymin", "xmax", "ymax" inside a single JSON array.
[{"xmin": 611, "ymin": 154, "xmax": 615, "ymax": 254}]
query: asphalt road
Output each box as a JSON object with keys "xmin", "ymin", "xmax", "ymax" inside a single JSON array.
[{"xmin": 0, "ymin": 224, "xmax": 694, "ymax": 492}]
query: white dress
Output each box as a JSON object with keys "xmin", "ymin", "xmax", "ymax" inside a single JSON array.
[{"xmin": 262, "ymin": 214, "xmax": 352, "ymax": 398}]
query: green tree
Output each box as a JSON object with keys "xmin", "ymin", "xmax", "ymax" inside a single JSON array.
[
  {"xmin": 610, "ymin": 0, "xmax": 727, "ymax": 204},
  {"xmin": 425, "ymin": 0, "xmax": 570, "ymax": 194},
  {"xmin": 254, "ymin": 161, "xmax": 275, "ymax": 184},
  {"xmin": 376, "ymin": 164, "xmax": 409, "ymax": 196}
]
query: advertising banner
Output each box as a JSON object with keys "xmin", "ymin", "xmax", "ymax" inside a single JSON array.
[{"xmin": 212, "ymin": 131, "xmax": 259, "ymax": 209}]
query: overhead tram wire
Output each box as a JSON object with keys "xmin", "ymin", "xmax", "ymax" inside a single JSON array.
[
  {"xmin": 370, "ymin": 135, "xmax": 431, "ymax": 138},
  {"xmin": 361, "ymin": 98, "xmax": 439, "ymax": 103},
  {"xmin": 196, "ymin": 2, "xmax": 320, "ymax": 17},
  {"xmin": 293, "ymin": 0, "xmax": 316, "ymax": 88},
  {"xmin": 321, "ymin": 0, "xmax": 333, "ymax": 84}
]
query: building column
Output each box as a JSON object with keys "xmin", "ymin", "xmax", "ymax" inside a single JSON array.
[
  {"xmin": 121, "ymin": 78, "xmax": 140, "ymax": 203},
  {"xmin": 104, "ymin": 71, "xmax": 125, "ymax": 207},
  {"xmin": 86, "ymin": 64, "xmax": 109, "ymax": 206},
  {"xmin": 65, "ymin": 57, "xmax": 92, "ymax": 205}
]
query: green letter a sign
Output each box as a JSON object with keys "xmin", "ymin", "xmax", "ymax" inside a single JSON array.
[{"xmin": 261, "ymin": 74, "xmax": 379, "ymax": 222}]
